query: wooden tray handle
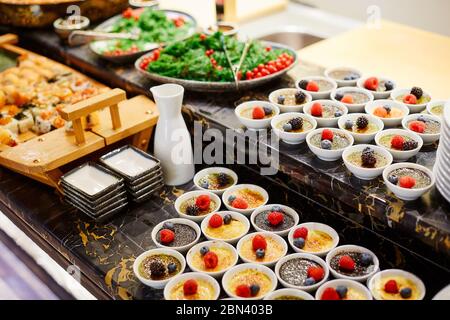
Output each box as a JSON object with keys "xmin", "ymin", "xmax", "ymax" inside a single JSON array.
[
  {"xmin": 0, "ymin": 34, "xmax": 18, "ymax": 47},
  {"xmin": 59, "ymin": 88, "xmax": 126, "ymax": 145}
]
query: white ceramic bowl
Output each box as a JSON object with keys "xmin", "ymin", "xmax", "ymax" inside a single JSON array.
[
  {"xmin": 271, "ymin": 112, "xmax": 318, "ymax": 145},
  {"xmin": 326, "ymin": 245, "xmax": 380, "ymax": 282},
  {"xmin": 402, "ymin": 113, "xmax": 442, "ymax": 145},
  {"xmin": 288, "ymin": 222, "xmax": 339, "ymax": 257},
  {"xmin": 264, "ymin": 288, "xmax": 315, "ymax": 300},
  {"xmin": 324, "ymin": 66, "xmax": 362, "ymax": 87},
  {"xmin": 275, "ymin": 253, "xmax": 329, "ymax": 292},
  {"xmin": 337, "ymin": 113, "xmax": 384, "ymax": 144},
  {"xmin": 374, "ymin": 129, "xmax": 423, "ymax": 162},
  {"xmin": 296, "ymin": 76, "xmax": 338, "ymax": 100},
  {"xmin": 222, "ymin": 184, "xmax": 269, "ymax": 216},
  {"xmin": 186, "ymin": 240, "xmax": 238, "ymax": 278},
  {"xmin": 236, "ymin": 232, "xmax": 288, "ymax": 267},
  {"xmin": 368, "ymin": 269, "xmax": 426, "ymax": 300},
  {"xmin": 174, "ymin": 190, "xmax": 221, "ymax": 222},
  {"xmin": 342, "ymin": 144, "xmax": 393, "ymax": 180},
  {"xmin": 356, "ymin": 76, "xmax": 396, "ymax": 99},
  {"xmin": 164, "ymin": 272, "xmax": 221, "ymax": 300},
  {"xmin": 303, "ymin": 99, "xmax": 348, "ymax": 127},
  {"xmin": 306, "ymin": 128, "xmax": 354, "ymax": 162},
  {"xmin": 315, "ymin": 279, "xmax": 373, "ymax": 300},
  {"xmin": 151, "ymin": 218, "xmax": 201, "ymax": 253},
  {"xmin": 133, "ymin": 248, "xmax": 186, "ymax": 289},
  {"xmin": 331, "ymin": 87, "xmax": 374, "ymax": 113},
  {"xmin": 201, "ymin": 211, "xmax": 250, "ymax": 244},
  {"xmin": 365, "ymin": 100, "xmax": 410, "ymax": 127},
  {"xmin": 427, "ymin": 100, "xmax": 448, "ymax": 118},
  {"xmin": 235, "ymin": 101, "xmax": 280, "ymax": 130},
  {"xmin": 250, "ymin": 204, "xmax": 299, "ymax": 237},
  {"xmin": 391, "ymin": 88, "xmax": 431, "ymax": 113},
  {"xmin": 383, "ymin": 162, "xmax": 435, "ymax": 201},
  {"xmin": 193, "ymin": 167, "xmax": 238, "ymax": 195},
  {"xmin": 268, "ymin": 88, "xmax": 312, "ymax": 113},
  {"xmin": 222, "ymin": 263, "xmax": 278, "ymax": 300}
]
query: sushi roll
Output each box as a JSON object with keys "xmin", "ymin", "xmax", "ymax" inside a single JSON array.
[
  {"xmin": 14, "ymin": 110, "xmax": 34, "ymax": 134},
  {"xmin": 0, "ymin": 128, "xmax": 18, "ymax": 147},
  {"xmin": 33, "ymin": 113, "xmax": 52, "ymax": 135},
  {"xmin": 52, "ymin": 116, "xmax": 65, "ymax": 129},
  {"xmin": 0, "ymin": 115, "xmax": 19, "ymax": 135}
]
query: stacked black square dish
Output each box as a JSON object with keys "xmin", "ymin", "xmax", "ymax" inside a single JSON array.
[
  {"xmin": 100, "ymin": 145, "xmax": 164, "ymax": 203},
  {"xmin": 60, "ymin": 162, "xmax": 128, "ymax": 221}
]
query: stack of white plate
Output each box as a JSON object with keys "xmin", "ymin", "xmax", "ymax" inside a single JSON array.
[{"xmin": 434, "ymin": 101, "xmax": 450, "ymax": 203}]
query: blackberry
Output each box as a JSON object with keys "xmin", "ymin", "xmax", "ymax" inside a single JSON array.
[
  {"xmin": 361, "ymin": 148, "xmax": 377, "ymax": 168},
  {"xmin": 298, "ymin": 80, "xmax": 309, "ymax": 90},
  {"xmin": 362, "ymin": 146, "xmax": 374, "ymax": 156},
  {"xmin": 288, "ymin": 117, "xmax": 303, "ymax": 130},
  {"xmin": 403, "ymin": 140, "xmax": 418, "ymax": 151},
  {"xmin": 217, "ymin": 172, "xmax": 229, "ymax": 186},
  {"xmin": 335, "ymin": 92, "xmax": 344, "ymax": 101},
  {"xmin": 356, "ymin": 116, "xmax": 369, "ymax": 129},
  {"xmin": 411, "ymin": 86, "xmax": 423, "ymax": 99},
  {"xmin": 149, "ymin": 261, "xmax": 166, "ymax": 277},
  {"xmin": 186, "ymin": 204, "xmax": 200, "ymax": 216},
  {"xmin": 295, "ymin": 91, "xmax": 307, "ymax": 104},
  {"xmin": 277, "ymin": 95, "xmax": 286, "ymax": 105},
  {"xmin": 384, "ymin": 81, "xmax": 394, "ymax": 91}
]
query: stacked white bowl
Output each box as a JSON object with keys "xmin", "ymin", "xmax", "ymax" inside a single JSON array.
[{"xmin": 434, "ymin": 101, "xmax": 450, "ymax": 203}]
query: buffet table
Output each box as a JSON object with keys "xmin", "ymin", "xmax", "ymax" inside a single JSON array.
[{"xmin": 0, "ymin": 21, "xmax": 449, "ymax": 299}]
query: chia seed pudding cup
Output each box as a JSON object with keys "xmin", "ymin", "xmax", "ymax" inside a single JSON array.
[
  {"xmin": 296, "ymin": 76, "xmax": 338, "ymax": 100},
  {"xmin": 375, "ymin": 129, "xmax": 423, "ymax": 161},
  {"xmin": 275, "ymin": 253, "xmax": 329, "ymax": 292},
  {"xmin": 151, "ymin": 218, "xmax": 201, "ymax": 253},
  {"xmin": 250, "ymin": 204, "xmax": 299, "ymax": 237},
  {"xmin": 391, "ymin": 88, "xmax": 432, "ymax": 113},
  {"xmin": 324, "ymin": 66, "xmax": 362, "ymax": 87},
  {"xmin": 326, "ymin": 245, "xmax": 379, "ymax": 282},
  {"xmin": 175, "ymin": 190, "xmax": 222, "ymax": 222},
  {"xmin": 342, "ymin": 144, "xmax": 393, "ymax": 180},
  {"xmin": 303, "ymin": 99, "xmax": 348, "ymax": 127},
  {"xmin": 402, "ymin": 113, "xmax": 441, "ymax": 145},
  {"xmin": 306, "ymin": 128, "xmax": 354, "ymax": 162},
  {"xmin": 427, "ymin": 100, "xmax": 447, "ymax": 118},
  {"xmin": 269, "ymin": 88, "xmax": 313, "ymax": 113},
  {"xmin": 193, "ymin": 167, "xmax": 238, "ymax": 195},
  {"xmin": 356, "ymin": 76, "xmax": 396, "ymax": 99},
  {"xmin": 338, "ymin": 113, "xmax": 384, "ymax": 144},
  {"xmin": 331, "ymin": 87, "xmax": 374, "ymax": 112}
]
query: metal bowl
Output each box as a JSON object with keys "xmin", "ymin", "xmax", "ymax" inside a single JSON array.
[
  {"xmin": 129, "ymin": 0, "xmax": 159, "ymax": 8},
  {"xmin": 135, "ymin": 41, "xmax": 298, "ymax": 92},
  {"xmin": 204, "ymin": 22, "xmax": 239, "ymax": 37},
  {"xmin": 54, "ymin": 16, "xmax": 90, "ymax": 40}
]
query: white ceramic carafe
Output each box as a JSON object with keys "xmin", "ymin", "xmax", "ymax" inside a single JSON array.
[{"xmin": 150, "ymin": 84, "xmax": 195, "ymax": 186}]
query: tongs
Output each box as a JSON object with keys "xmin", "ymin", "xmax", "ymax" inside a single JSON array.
[
  {"xmin": 221, "ymin": 35, "xmax": 252, "ymax": 90},
  {"xmin": 68, "ymin": 29, "xmax": 141, "ymax": 47}
]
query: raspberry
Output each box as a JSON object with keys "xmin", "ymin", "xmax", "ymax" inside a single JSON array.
[
  {"xmin": 384, "ymin": 279, "xmax": 399, "ymax": 294},
  {"xmin": 321, "ymin": 129, "xmax": 334, "ymax": 141},
  {"xmin": 391, "ymin": 135, "xmax": 405, "ymax": 150},
  {"xmin": 231, "ymin": 197, "xmax": 248, "ymax": 209},
  {"xmin": 306, "ymin": 81, "xmax": 319, "ymax": 92},
  {"xmin": 373, "ymin": 106, "xmax": 388, "ymax": 118},
  {"xmin": 236, "ymin": 284, "xmax": 251, "ymax": 298},
  {"xmin": 209, "ymin": 213, "xmax": 223, "ymax": 228},
  {"xmin": 183, "ymin": 279, "xmax": 198, "ymax": 295},
  {"xmin": 293, "ymin": 227, "xmax": 308, "ymax": 239},
  {"xmin": 252, "ymin": 234, "xmax": 267, "ymax": 251},
  {"xmin": 195, "ymin": 195, "xmax": 211, "ymax": 211},
  {"xmin": 364, "ymin": 77, "xmax": 379, "ymax": 91},
  {"xmin": 310, "ymin": 102, "xmax": 323, "ymax": 117},
  {"xmin": 267, "ymin": 211, "xmax": 284, "ymax": 226},
  {"xmin": 160, "ymin": 229, "xmax": 175, "ymax": 244},
  {"xmin": 321, "ymin": 287, "xmax": 341, "ymax": 300},
  {"xmin": 341, "ymin": 94, "xmax": 354, "ymax": 104},
  {"xmin": 338, "ymin": 255, "xmax": 355, "ymax": 271},
  {"xmin": 403, "ymin": 94, "xmax": 417, "ymax": 105},
  {"xmin": 252, "ymin": 106, "xmax": 265, "ymax": 119},
  {"xmin": 399, "ymin": 176, "xmax": 416, "ymax": 189},
  {"xmin": 203, "ymin": 251, "xmax": 218, "ymax": 269},
  {"xmin": 409, "ymin": 120, "xmax": 426, "ymax": 133},
  {"xmin": 307, "ymin": 266, "xmax": 325, "ymax": 282}
]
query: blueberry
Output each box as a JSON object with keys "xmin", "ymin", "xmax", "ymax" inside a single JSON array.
[
  {"xmin": 417, "ymin": 115, "xmax": 427, "ymax": 123},
  {"xmin": 321, "ymin": 139, "xmax": 332, "ymax": 150},
  {"xmin": 384, "ymin": 81, "xmax": 394, "ymax": 91},
  {"xmin": 344, "ymin": 119, "xmax": 353, "ymax": 130},
  {"xmin": 200, "ymin": 246, "xmax": 209, "ymax": 256},
  {"xmin": 271, "ymin": 205, "xmax": 282, "ymax": 212},
  {"xmin": 360, "ymin": 253, "xmax": 373, "ymax": 266},
  {"xmin": 223, "ymin": 214, "xmax": 232, "ymax": 225},
  {"xmin": 344, "ymin": 76, "xmax": 352, "ymax": 81},
  {"xmin": 304, "ymin": 277, "xmax": 316, "ymax": 286},
  {"xmin": 334, "ymin": 110, "xmax": 343, "ymax": 117},
  {"xmin": 277, "ymin": 95, "xmax": 286, "ymax": 105},
  {"xmin": 350, "ymin": 74, "xmax": 360, "ymax": 80},
  {"xmin": 293, "ymin": 237, "xmax": 305, "ymax": 249},
  {"xmin": 200, "ymin": 181, "xmax": 210, "ymax": 189},
  {"xmin": 336, "ymin": 285, "xmax": 348, "ymax": 298},
  {"xmin": 335, "ymin": 92, "xmax": 344, "ymax": 101},
  {"xmin": 263, "ymin": 106, "xmax": 273, "ymax": 115},
  {"xmin": 250, "ymin": 284, "xmax": 260, "ymax": 296},
  {"xmin": 400, "ymin": 287, "xmax": 412, "ymax": 299},
  {"xmin": 282, "ymin": 123, "xmax": 293, "ymax": 132},
  {"xmin": 228, "ymin": 195, "xmax": 236, "ymax": 204},
  {"xmin": 388, "ymin": 174, "xmax": 399, "ymax": 185},
  {"xmin": 163, "ymin": 222, "xmax": 175, "ymax": 231},
  {"xmin": 255, "ymin": 248, "xmax": 265, "ymax": 259},
  {"xmin": 167, "ymin": 262, "xmax": 177, "ymax": 274}
]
